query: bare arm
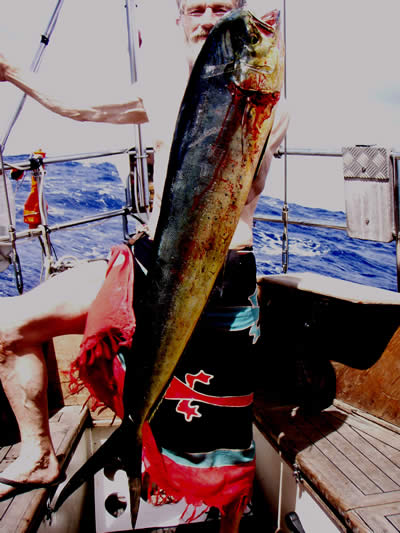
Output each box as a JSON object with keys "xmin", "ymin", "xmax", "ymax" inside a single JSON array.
[
  {"xmin": 0, "ymin": 53, "xmax": 148, "ymax": 125},
  {"xmin": 246, "ymin": 104, "xmax": 290, "ymax": 203}
]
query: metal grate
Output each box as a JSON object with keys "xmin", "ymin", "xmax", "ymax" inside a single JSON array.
[{"xmin": 342, "ymin": 145, "xmax": 392, "ymax": 182}]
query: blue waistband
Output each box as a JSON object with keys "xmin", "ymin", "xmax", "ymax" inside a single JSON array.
[
  {"xmin": 161, "ymin": 440, "xmax": 256, "ymax": 469},
  {"xmin": 202, "ymin": 289, "xmax": 260, "ymax": 343}
]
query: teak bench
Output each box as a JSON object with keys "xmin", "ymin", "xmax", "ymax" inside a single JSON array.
[{"xmin": 254, "ymin": 273, "xmax": 400, "ymax": 532}]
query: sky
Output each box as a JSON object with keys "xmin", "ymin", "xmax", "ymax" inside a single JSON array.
[{"xmin": 1, "ymin": 0, "xmax": 400, "ymax": 212}]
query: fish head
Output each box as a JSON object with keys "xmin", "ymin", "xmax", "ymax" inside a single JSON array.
[
  {"xmin": 192, "ymin": 9, "xmax": 284, "ymax": 97},
  {"xmin": 229, "ymin": 9, "xmax": 285, "ymax": 94}
]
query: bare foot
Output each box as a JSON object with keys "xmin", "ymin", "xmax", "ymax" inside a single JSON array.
[{"xmin": 0, "ymin": 446, "xmax": 61, "ymax": 499}]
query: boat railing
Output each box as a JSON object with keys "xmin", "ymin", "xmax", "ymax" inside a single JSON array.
[
  {"xmin": 0, "ymin": 146, "xmax": 153, "ymax": 288},
  {"xmin": 4, "ymin": 144, "xmax": 398, "ymax": 235},
  {"xmin": 0, "ymin": 146, "xmax": 153, "ymax": 245},
  {"xmin": 255, "ymin": 146, "xmax": 399, "ymax": 230},
  {"xmin": 255, "ymin": 146, "xmax": 400, "ymax": 291},
  {"xmin": 2, "ymin": 147, "xmax": 139, "ymax": 172},
  {"xmin": 1, "ymin": 144, "xmax": 399, "ymax": 290}
]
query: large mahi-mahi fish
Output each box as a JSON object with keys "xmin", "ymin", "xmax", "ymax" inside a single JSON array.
[{"xmin": 53, "ymin": 8, "xmax": 284, "ymax": 528}]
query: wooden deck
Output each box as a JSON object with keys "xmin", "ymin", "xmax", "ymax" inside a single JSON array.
[
  {"xmin": 254, "ymin": 399, "xmax": 400, "ymax": 532},
  {"xmin": 0, "ymin": 406, "xmax": 90, "ymax": 533}
]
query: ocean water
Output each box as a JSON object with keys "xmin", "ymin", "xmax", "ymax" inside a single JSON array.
[{"xmin": 0, "ymin": 157, "xmax": 398, "ymax": 297}]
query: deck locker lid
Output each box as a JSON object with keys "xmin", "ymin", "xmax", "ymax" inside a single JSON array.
[{"xmin": 342, "ymin": 145, "xmax": 397, "ymax": 242}]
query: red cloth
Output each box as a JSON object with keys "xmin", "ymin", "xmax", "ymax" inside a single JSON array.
[
  {"xmin": 142, "ymin": 421, "xmax": 255, "ymax": 522},
  {"xmin": 69, "ymin": 244, "xmax": 135, "ymax": 418}
]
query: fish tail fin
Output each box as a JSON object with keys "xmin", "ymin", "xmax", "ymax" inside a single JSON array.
[
  {"xmin": 128, "ymin": 473, "xmax": 142, "ymax": 527},
  {"xmin": 124, "ymin": 435, "xmax": 143, "ymax": 528}
]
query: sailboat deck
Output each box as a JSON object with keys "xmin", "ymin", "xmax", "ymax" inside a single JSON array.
[
  {"xmin": 0, "ymin": 406, "xmax": 89, "ymax": 533},
  {"xmin": 254, "ymin": 398, "xmax": 400, "ymax": 532}
]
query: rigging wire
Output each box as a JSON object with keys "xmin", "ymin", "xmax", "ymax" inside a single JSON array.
[{"xmin": 281, "ymin": 0, "xmax": 289, "ymax": 273}]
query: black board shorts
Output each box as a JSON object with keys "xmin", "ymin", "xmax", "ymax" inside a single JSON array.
[{"xmin": 130, "ymin": 234, "xmax": 259, "ymax": 454}]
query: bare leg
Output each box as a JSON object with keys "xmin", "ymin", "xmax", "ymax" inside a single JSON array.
[{"xmin": 0, "ymin": 260, "xmax": 107, "ymax": 498}]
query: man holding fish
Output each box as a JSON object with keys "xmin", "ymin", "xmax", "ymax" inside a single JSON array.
[{"xmin": 0, "ymin": 1, "xmax": 288, "ymax": 529}]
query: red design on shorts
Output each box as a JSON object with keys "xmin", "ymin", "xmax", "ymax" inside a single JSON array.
[{"xmin": 164, "ymin": 370, "xmax": 253, "ymax": 422}]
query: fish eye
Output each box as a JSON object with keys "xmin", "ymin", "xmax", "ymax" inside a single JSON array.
[{"xmin": 249, "ymin": 32, "xmax": 259, "ymax": 45}]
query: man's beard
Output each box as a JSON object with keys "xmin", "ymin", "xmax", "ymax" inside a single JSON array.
[{"xmin": 184, "ymin": 32, "xmax": 209, "ymax": 68}]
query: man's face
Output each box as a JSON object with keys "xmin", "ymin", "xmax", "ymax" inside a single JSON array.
[{"xmin": 178, "ymin": 1, "xmax": 236, "ymax": 67}]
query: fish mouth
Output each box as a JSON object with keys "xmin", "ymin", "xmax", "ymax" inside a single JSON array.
[
  {"xmin": 253, "ymin": 9, "xmax": 280, "ymax": 35},
  {"xmin": 230, "ymin": 10, "xmax": 283, "ymax": 94},
  {"xmin": 246, "ymin": 9, "xmax": 280, "ymax": 44}
]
